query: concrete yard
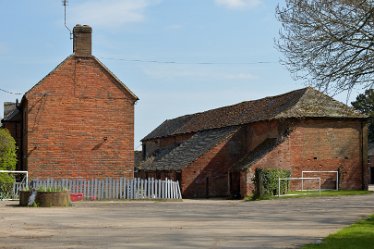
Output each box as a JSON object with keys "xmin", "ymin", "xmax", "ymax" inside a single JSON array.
[{"xmin": 0, "ymin": 194, "xmax": 374, "ymax": 249}]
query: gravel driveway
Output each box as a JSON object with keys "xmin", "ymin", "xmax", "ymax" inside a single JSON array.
[{"xmin": 0, "ymin": 194, "xmax": 373, "ymax": 249}]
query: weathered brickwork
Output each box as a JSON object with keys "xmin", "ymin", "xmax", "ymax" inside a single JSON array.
[
  {"xmin": 243, "ymin": 120, "xmax": 280, "ymax": 152},
  {"xmin": 24, "ymin": 56, "xmax": 136, "ymax": 179},
  {"xmin": 241, "ymin": 119, "xmax": 368, "ymax": 196},
  {"xmin": 1, "ymin": 25, "xmax": 137, "ymax": 180},
  {"xmin": 141, "ymin": 118, "xmax": 367, "ymax": 198},
  {"xmin": 181, "ymin": 136, "xmax": 234, "ymax": 198}
]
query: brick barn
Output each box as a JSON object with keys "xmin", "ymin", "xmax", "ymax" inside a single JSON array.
[
  {"xmin": 1, "ymin": 25, "xmax": 138, "ymax": 179},
  {"xmin": 138, "ymin": 88, "xmax": 368, "ymax": 198}
]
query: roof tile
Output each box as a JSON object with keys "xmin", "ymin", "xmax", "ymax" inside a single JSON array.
[
  {"xmin": 141, "ymin": 127, "xmax": 238, "ymax": 171},
  {"xmin": 142, "ymin": 87, "xmax": 364, "ymax": 141}
]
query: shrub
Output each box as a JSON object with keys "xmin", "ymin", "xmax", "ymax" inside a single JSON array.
[
  {"xmin": 252, "ymin": 168, "xmax": 291, "ymax": 199},
  {"xmin": 0, "ymin": 128, "xmax": 17, "ymax": 197},
  {"xmin": 36, "ymin": 186, "xmax": 68, "ymax": 192},
  {"xmin": 0, "ymin": 128, "xmax": 17, "ymax": 170}
]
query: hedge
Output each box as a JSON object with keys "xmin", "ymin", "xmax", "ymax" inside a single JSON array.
[{"xmin": 253, "ymin": 168, "xmax": 291, "ymax": 199}]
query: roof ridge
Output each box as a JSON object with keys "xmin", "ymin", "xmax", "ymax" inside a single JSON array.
[
  {"xmin": 92, "ymin": 56, "xmax": 138, "ymax": 101},
  {"xmin": 24, "ymin": 55, "xmax": 138, "ymax": 102},
  {"xmin": 142, "ymin": 87, "xmax": 366, "ymax": 141},
  {"xmin": 183, "ymin": 87, "xmax": 309, "ymax": 118},
  {"xmin": 277, "ymin": 87, "xmax": 364, "ymax": 119},
  {"xmin": 24, "ymin": 55, "xmax": 74, "ymax": 99}
]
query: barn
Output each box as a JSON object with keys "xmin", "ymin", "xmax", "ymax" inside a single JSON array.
[{"xmin": 138, "ymin": 88, "xmax": 368, "ymax": 198}]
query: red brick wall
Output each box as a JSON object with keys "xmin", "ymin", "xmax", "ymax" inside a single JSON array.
[
  {"xmin": 181, "ymin": 138, "xmax": 230, "ymax": 198},
  {"xmin": 139, "ymin": 137, "xmax": 235, "ymax": 198},
  {"xmin": 181, "ymin": 130, "xmax": 245, "ymax": 198},
  {"xmin": 239, "ymin": 120, "xmax": 285, "ymax": 196},
  {"xmin": 141, "ymin": 119, "xmax": 366, "ymax": 198},
  {"xmin": 141, "ymin": 121, "xmax": 284, "ymax": 198},
  {"xmin": 241, "ymin": 119, "xmax": 367, "ymax": 196},
  {"xmin": 289, "ymin": 119, "xmax": 366, "ymax": 190},
  {"xmin": 244, "ymin": 120, "xmax": 280, "ymax": 152},
  {"xmin": 24, "ymin": 56, "xmax": 136, "ymax": 179},
  {"xmin": 242, "ymin": 139, "xmax": 291, "ymax": 196}
]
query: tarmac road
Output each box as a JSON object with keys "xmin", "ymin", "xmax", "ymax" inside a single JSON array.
[{"xmin": 0, "ymin": 194, "xmax": 373, "ymax": 249}]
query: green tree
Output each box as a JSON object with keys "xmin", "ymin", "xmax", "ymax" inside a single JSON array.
[
  {"xmin": 351, "ymin": 89, "xmax": 374, "ymax": 143},
  {"xmin": 0, "ymin": 128, "xmax": 17, "ymax": 196},
  {"xmin": 276, "ymin": 0, "xmax": 374, "ymax": 94}
]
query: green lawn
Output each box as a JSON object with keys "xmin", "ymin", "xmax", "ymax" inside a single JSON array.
[
  {"xmin": 281, "ymin": 190, "xmax": 372, "ymax": 198},
  {"xmin": 302, "ymin": 214, "xmax": 374, "ymax": 249},
  {"xmin": 247, "ymin": 190, "xmax": 372, "ymax": 201}
]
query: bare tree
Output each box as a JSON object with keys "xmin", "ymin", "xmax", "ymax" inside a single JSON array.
[{"xmin": 276, "ymin": 0, "xmax": 374, "ymax": 95}]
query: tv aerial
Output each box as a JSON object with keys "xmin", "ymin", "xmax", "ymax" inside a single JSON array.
[{"xmin": 62, "ymin": 0, "xmax": 73, "ymax": 39}]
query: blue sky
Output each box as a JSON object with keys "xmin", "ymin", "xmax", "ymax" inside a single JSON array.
[{"xmin": 0, "ymin": 0, "xmax": 362, "ymax": 149}]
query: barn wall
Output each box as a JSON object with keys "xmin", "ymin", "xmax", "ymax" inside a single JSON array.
[{"xmin": 241, "ymin": 119, "xmax": 367, "ymax": 196}]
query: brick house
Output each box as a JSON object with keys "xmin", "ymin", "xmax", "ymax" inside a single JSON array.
[
  {"xmin": 138, "ymin": 88, "xmax": 368, "ymax": 198},
  {"xmin": 1, "ymin": 25, "xmax": 138, "ymax": 179}
]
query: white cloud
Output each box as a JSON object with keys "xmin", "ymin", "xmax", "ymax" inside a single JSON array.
[
  {"xmin": 215, "ymin": 0, "xmax": 262, "ymax": 9},
  {"xmin": 70, "ymin": 0, "xmax": 160, "ymax": 29}
]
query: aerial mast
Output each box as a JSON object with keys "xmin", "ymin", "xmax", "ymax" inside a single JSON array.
[{"xmin": 62, "ymin": 0, "xmax": 73, "ymax": 39}]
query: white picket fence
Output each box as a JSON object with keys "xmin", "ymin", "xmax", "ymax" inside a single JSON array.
[{"xmin": 30, "ymin": 178, "xmax": 182, "ymax": 200}]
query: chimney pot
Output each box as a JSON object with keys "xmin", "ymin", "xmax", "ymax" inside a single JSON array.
[{"xmin": 73, "ymin": 24, "xmax": 92, "ymax": 57}]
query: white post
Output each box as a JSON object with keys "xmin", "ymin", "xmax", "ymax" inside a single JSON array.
[
  {"xmin": 336, "ymin": 172, "xmax": 339, "ymax": 191},
  {"xmin": 177, "ymin": 180, "xmax": 182, "ymax": 199},
  {"xmin": 318, "ymin": 177, "xmax": 321, "ymax": 196},
  {"xmin": 301, "ymin": 171, "xmax": 304, "ymax": 192},
  {"xmin": 155, "ymin": 179, "xmax": 158, "ymax": 198}
]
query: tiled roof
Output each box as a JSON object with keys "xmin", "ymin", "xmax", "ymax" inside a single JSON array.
[
  {"xmin": 2, "ymin": 107, "xmax": 20, "ymax": 122},
  {"xmin": 140, "ymin": 127, "xmax": 238, "ymax": 171},
  {"xmin": 142, "ymin": 87, "xmax": 365, "ymax": 141}
]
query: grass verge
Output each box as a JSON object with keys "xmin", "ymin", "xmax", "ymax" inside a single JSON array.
[
  {"xmin": 302, "ymin": 214, "xmax": 374, "ymax": 249},
  {"xmin": 282, "ymin": 190, "xmax": 371, "ymax": 198},
  {"xmin": 246, "ymin": 190, "xmax": 372, "ymax": 201}
]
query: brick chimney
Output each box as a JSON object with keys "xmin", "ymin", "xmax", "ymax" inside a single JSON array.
[{"xmin": 73, "ymin": 24, "xmax": 92, "ymax": 57}]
